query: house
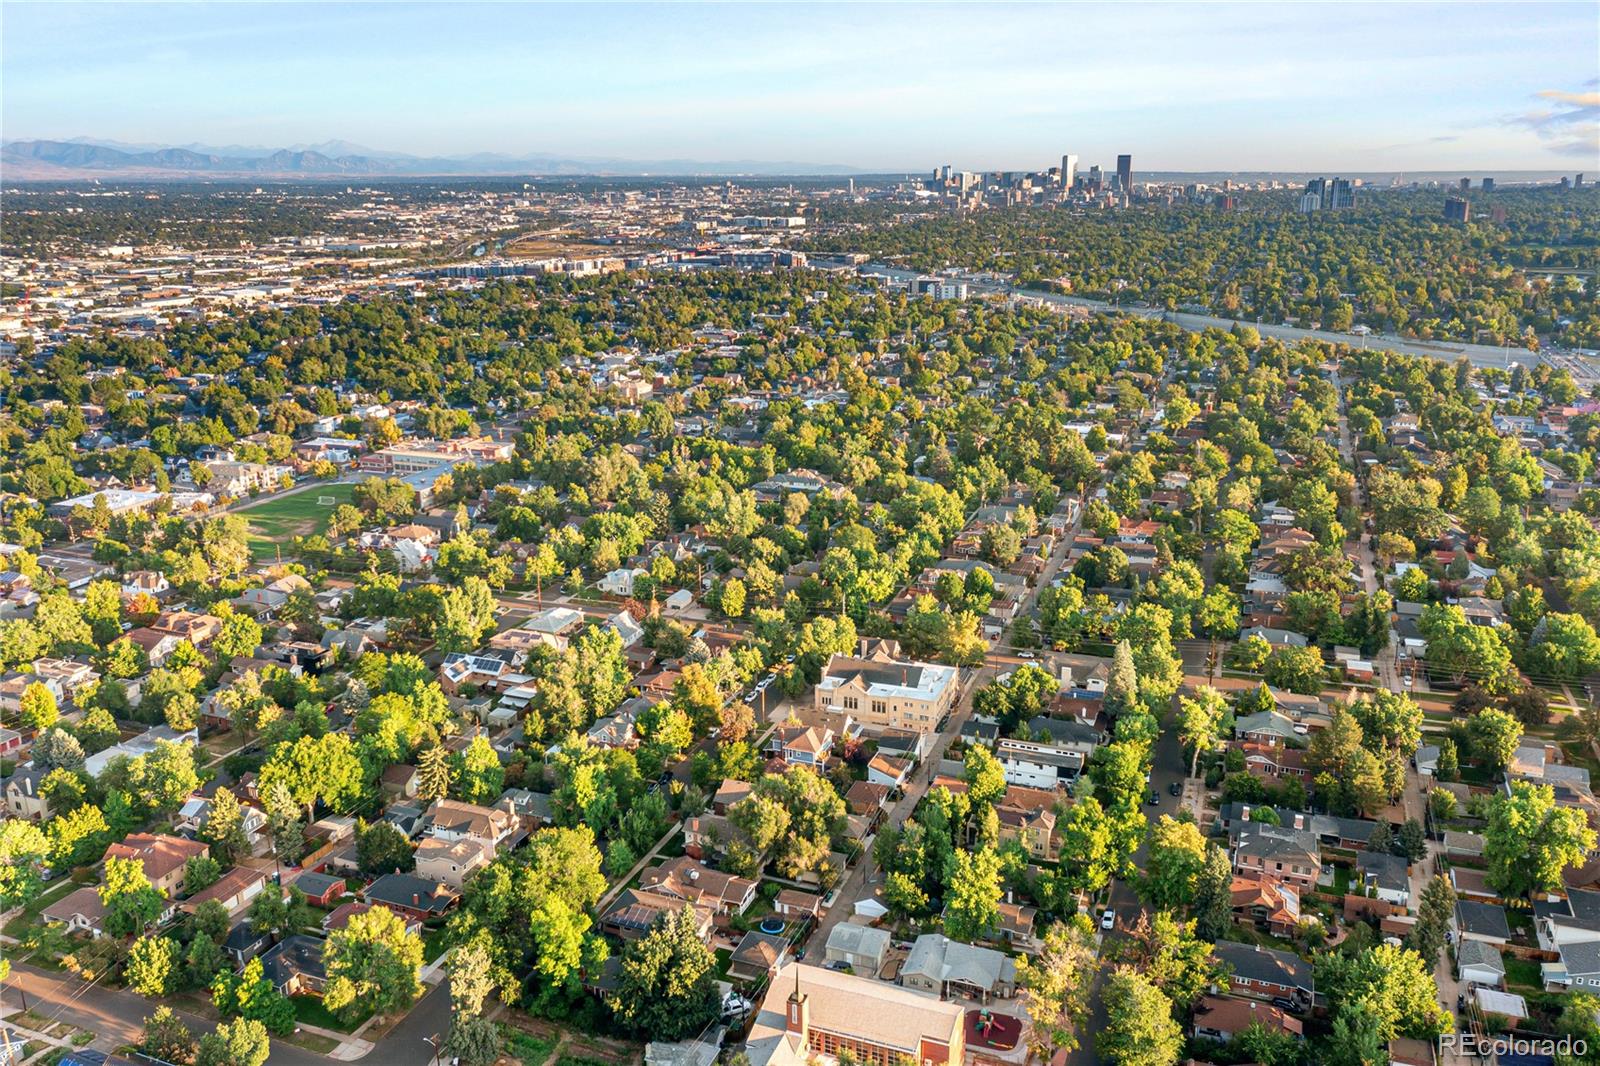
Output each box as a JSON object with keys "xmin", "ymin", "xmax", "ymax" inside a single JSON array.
[
  {"xmin": 713, "ymin": 778, "xmax": 755, "ymax": 814},
  {"xmin": 640, "ymin": 856, "xmax": 757, "ymax": 915},
  {"xmin": 422, "ymin": 798, "xmax": 519, "ymax": 849},
  {"xmin": 83, "ymin": 724, "xmax": 198, "ymax": 778},
  {"xmin": 42, "ymin": 886, "xmax": 107, "ymax": 939},
  {"xmin": 768, "ymin": 725, "xmax": 834, "ymax": 767},
  {"xmin": 1232, "ymin": 823, "xmax": 1320, "ymax": 891},
  {"xmin": 295, "ymin": 872, "xmax": 347, "ymax": 907},
  {"xmin": 439, "ymin": 652, "xmax": 513, "ymax": 696},
  {"xmin": 995, "ymin": 737, "xmax": 1085, "ymax": 790},
  {"xmin": 773, "ymin": 889, "xmax": 823, "ymax": 922},
  {"xmin": 261, "ymin": 934, "xmax": 328, "ymax": 995},
  {"xmin": 363, "ymin": 873, "xmax": 459, "ymax": 921},
  {"xmin": 324, "ymin": 901, "xmax": 422, "ymax": 938},
  {"xmin": 223, "ymin": 918, "xmax": 272, "ymax": 966},
  {"xmin": 0, "ymin": 728, "xmax": 21, "ymax": 759},
  {"xmin": 823, "ymin": 922, "xmax": 892, "ymax": 975},
  {"xmin": 1233, "ymin": 710, "xmax": 1301, "ymax": 748},
  {"xmin": 381, "ymin": 764, "xmax": 420, "ymax": 799},
  {"xmin": 599, "ymin": 567, "xmax": 648, "ymax": 597},
  {"xmin": 150, "ymin": 610, "xmax": 223, "ymax": 647},
  {"xmin": 814, "ymin": 650, "xmax": 959, "ymax": 735},
  {"xmin": 600, "ymin": 888, "xmax": 714, "ymax": 942},
  {"xmin": 728, "ymin": 930, "xmax": 792, "ymax": 984},
  {"xmin": 1192, "ymin": 995, "xmax": 1303, "ymax": 1043},
  {"xmin": 1454, "ymin": 901, "xmax": 1511, "ymax": 946},
  {"xmin": 1546, "ymin": 940, "xmax": 1600, "ymax": 991},
  {"xmin": 1356, "ymin": 851, "xmax": 1411, "ymax": 906},
  {"xmin": 105, "ymin": 833, "xmax": 209, "ymax": 898},
  {"xmin": 1537, "ymin": 888, "xmax": 1600, "ymax": 953},
  {"xmin": 866, "ymin": 754, "xmax": 912, "ymax": 790},
  {"xmin": 1457, "ymin": 939, "xmax": 1506, "ymax": 988},
  {"xmin": 744, "ymin": 963, "xmax": 965, "ymax": 1066},
  {"xmin": 1212, "ymin": 942, "xmax": 1313, "ymax": 1005},
  {"xmin": 844, "ymin": 780, "xmax": 892, "ymax": 818},
  {"xmin": 1231, "ymin": 872, "xmax": 1302, "ymax": 937},
  {"xmin": 178, "ymin": 866, "xmax": 268, "ymax": 917},
  {"xmin": 4, "ymin": 767, "xmax": 50, "ymax": 822},
  {"xmin": 995, "ymin": 801, "xmax": 1057, "ymax": 861},
  {"xmin": 521, "ymin": 606, "xmax": 586, "ymax": 650},
  {"xmin": 994, "ymin": 901, "xmax": 1038, "ymax": 952},
  {"xmin": 415, "ymin": 836, "xmax": 492, "ymax": 889},
  {"xmin": 900, "ymin": 934, "xmax": 1016, "ymax": 1002}
]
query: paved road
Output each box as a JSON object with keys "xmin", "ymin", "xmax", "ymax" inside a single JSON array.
[
  {"xmin": 1068, "ymin": 718, "xmax": 1189, "ymax": 1066},
  {"xmin": 3, "ymin": 957, "xmax": 451, "ymax": 1066}
]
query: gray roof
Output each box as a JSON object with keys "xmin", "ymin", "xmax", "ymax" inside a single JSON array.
[
  {"xmin": 825, "ymin": 922, "xmax": 890, "ymax": 959},
  {"xmin": 1560, "ymin": 939, "xmax": 1600, "ymax": 979},
  {"xmin": 902, "ymin": 934, "xmax": 1015, "ymax": 993},
  {"xmin": 1455, "ymin": 901, "xmax": 1512, "ymax": 940},
  {"xmin": 1456, "ymin": 939, "xmax": 1505, "ymax": 974},
  {"xmin": 1212, "ymin": 941, "xmax": 1312, "ymax": 993},
  {"xmin": 1357, "ymin": 851, "xmax": 1410, "ymax": 892}
]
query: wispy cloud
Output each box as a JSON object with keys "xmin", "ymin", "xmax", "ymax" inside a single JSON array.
[{"xmin": 1505, "ymin": 87, "xmax": 1599, "ymax": 160}]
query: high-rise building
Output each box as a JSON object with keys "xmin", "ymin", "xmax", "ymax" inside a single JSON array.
[
  {"xmin": 1088, "ymin": 164, "xmax": 1103, "ymax": 191},
  {"xmin": 1482, "ymin": 178, "xmax": 1496, "ymax": 193},
  {"xmin": 1578, "ymin": 174, "xmax": 1587, "ymax": 189},
  {"xmin": 1328, "ymin": 178, "xmax": 1355, "ymax": 209},
  {"xmin": 1060, "ymin": 154, "xmax": 1078, "ymax": 190},
  {"xmin": 1459, "ymin": 177, "xmax": 1471, "ymax": 190},
  {"xmin": 1444, "ymin": 197, "xmax": 1471, "ymax": 223},
  {"xmin": 1298, "ymin": 191, "xmax": 1323, "ymax": 214},
  {"xmin": 1116, "ymin": 154, "xmax": 1132, "ymax": 193}
]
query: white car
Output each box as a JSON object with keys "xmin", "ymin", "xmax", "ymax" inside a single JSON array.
[{"xmin": 1101, "ymin": 909, "xmax": 1116, "ymax": 931}]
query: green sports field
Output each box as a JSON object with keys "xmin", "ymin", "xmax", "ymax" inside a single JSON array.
[{"xmin": 236, "ymin": 482, "xmax": 357, "ymax": 560}]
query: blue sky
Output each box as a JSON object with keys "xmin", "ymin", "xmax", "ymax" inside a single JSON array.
[{"xmin": 3, "ymin": 1, "xmax": 1597, "ymax": 171}]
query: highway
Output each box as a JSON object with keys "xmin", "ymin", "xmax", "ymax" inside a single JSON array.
[{"xmin": 856, "ymin": 263, "xmax": 1588, "ymax": 373}]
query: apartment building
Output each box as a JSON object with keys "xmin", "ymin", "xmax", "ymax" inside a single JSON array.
[{"xmin": 814, "ymin": 649, "xmax": 958, "ymax": 735}]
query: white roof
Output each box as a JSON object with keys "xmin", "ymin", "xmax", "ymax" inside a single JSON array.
[{"xmin": 1474, "ymin": 988, "xmax": 1527, "ymax": 1018}]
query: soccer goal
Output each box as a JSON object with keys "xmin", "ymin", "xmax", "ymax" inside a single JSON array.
[{"xmin": 317, "ymin": 495, "xmax": 337, "ymax": 506}]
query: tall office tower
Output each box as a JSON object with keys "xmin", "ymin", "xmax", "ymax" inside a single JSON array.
[
  {"xmin": 1060, "ymin": 154, "xmax": 1078, "ymax": 189},
  {"xmin": 1328, "ymin": 178, "xmax": 1354, "ymax": 209},
  {"xmin": 1459, "ymin": 177, "xmax": 1472, "ymax": 190},
  {"xmin": 1578, "ymin": 174, "xmax": 1587, "ymax": 188},
  {"xmin": 847, "ymin": 178, "xmax": 855, "ymax": 197},
  {"xmin": 1481, "ymin": 178, "xmax": 1496, "ymax": 192},
  {"xmin": 1304, "ymin": 177, "xmax": 1327, "ymax": 206},
  {"xmin": 1116, "ymin": 154, "xmax": 1132, "ymax": 193},
  {"xmin": 1443, "ymin": 197, "xmax": 1471, "ymax": 223},
  {"xmin": 940, "ymin": 164, "xmax": 953, "ymax": 182},
  {"xmin": 1088, "ymin": 164, "xmax": 1103, "ymax": 191},
  {"xmin": 1298, "ymin": 191, "xmax": 1323, "ymax": 213}
]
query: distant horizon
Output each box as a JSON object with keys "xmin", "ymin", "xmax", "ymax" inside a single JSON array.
[
  {"xmin": 3, "ymin": 2, "xmax": 1596, "ymax": 172},
  {"xmin": 1, "ymin": 134, "xmax": 1592, "ymax": 184}
]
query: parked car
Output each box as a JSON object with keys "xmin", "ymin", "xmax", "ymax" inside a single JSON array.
[
  {"xmin": 1101, "ymin": 909, "xmax": 1117, "ymax": 931},
  {"xmin": 1146, "ymin": 789, "xmax": 1160, "ymax": 805},
  {"xmin": 1168, "ymin": 781, "xmax": 1183, "ymax": 797}
]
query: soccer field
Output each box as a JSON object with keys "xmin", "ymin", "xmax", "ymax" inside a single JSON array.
[{"xmin": 236, "ymin": 482, "xmax": 357, "ymax": 560}]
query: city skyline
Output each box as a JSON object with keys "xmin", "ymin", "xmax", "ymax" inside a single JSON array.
[{"xmin": 3, "ymin": 1, "xmax": 1597, "ymax": 173}]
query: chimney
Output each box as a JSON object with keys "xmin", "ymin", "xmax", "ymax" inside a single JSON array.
[
  {"xmin": 786, "ymin": 968, "xmax": 809, "ymax": 1039},
  {"xmin": 412, "ymin": 894, "xmax": 420, "ymax": 907},
  {"xmin": 1241, "ymin": 805, "xmax": 1251, "ymax": 823},
  {"xmin": 1294, "ymin": 814, "xmax": 1305, "ymax": 830}
]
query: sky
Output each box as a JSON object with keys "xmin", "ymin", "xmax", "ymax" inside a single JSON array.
[{"xmin": 3, "ymin": 1, "xmax": 1597, "ymax": 172}]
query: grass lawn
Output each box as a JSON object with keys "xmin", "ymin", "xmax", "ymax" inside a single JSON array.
[
  {"xmin": 558, "ymin": 1056, "xmax": 618, "ymax": 1066},
  {"xmin": 421, "ymin": 925, "xmax": 451, "ymax": 964},
  {"xmin": 1505, "ymin": 956, "xmax": 1543, "ymax": 990},
  {"xmin": 236, "ymin": 482, "xmax": 356, "ymax": 560},
  {"xmin": 284, "ymin": 1030, "xmax": 342, "ymax": 1055},
  {"xmin": 504, "ymin": 1029, "xmax": 558, "ymax": 1065},
  {"xmin": 4, "ymin": 877, "xmax": 91, "ymax": 938},
  {"xmin": 292, "ymin": 994, "xmax": 371, "ymax": 1033}
]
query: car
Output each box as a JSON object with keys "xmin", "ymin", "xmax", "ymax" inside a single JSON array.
[
  {"xmin": 1168, "ymin": 781, "xmax": 1183, "ymax": 797},
  {"xmin": 1101, "ymin": 909, "xmax": 1116, "ymax": 931},
  {"xmin": 755, "ymin": 677, "xmax": 774, "ymax": 691},
  {"xmin": 1404, "ymin": 675, "xmax": 1414, "ymax": 686},
  {"xmin": 1146, "ymin": 789, "xmax": 1160, "ymax": 806},
  {"xmin": 823, "ymin": 960, "xmax": 853, "ymax": 973},
  {"xmin": 1018, "ymin": 651, "xmax": 1037, "ymax": 659},
  {"xmin": 1270, "ymin": 997, "xmax": 1299, "ymax": 1013}
]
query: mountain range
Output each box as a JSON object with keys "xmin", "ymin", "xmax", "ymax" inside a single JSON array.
[{"xmin": 0, "ymin": 137, "xmax": 865, "ymax": 180}]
